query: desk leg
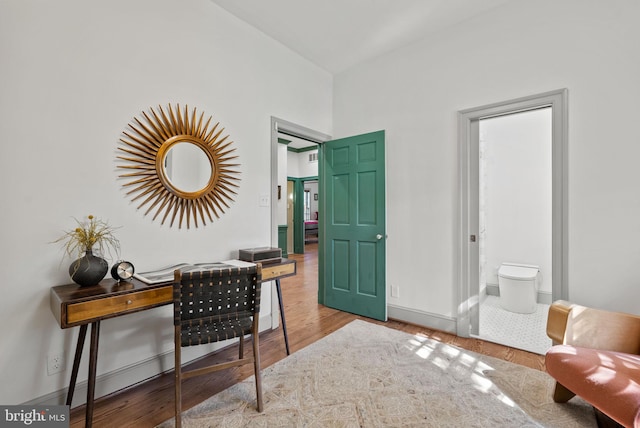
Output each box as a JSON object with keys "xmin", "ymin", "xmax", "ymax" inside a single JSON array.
[
  {"xmin": 66, "ymin": 324, "xmax": 88, "ymax": 406},
  {"xmin": 275, "ymin": 279, "xmax": 290, "ymax": 355},
  {"xmin": 86, "ymin": 320, "xmax": 100, "ymax": 428}
]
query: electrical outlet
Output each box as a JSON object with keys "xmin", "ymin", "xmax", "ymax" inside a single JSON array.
[
  {"xmin": 47, "ymin": 352, "xmax": 65, "ymax": 375},
  {"xmin": 391, "ymin": 285, "xmax": 399, "ymax": 298}
]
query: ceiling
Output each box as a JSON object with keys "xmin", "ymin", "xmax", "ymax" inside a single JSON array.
[
  {"xmin": 210, "ymin": 0, "xmax": 516, "ymax": 74},
  {"xmin": 279, "ymin": 133, "xmax": 319, "ymax": 150}
]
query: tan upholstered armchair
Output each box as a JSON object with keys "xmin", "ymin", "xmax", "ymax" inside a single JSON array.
[{"xmin": 545, "ymin": 300, "xmax": 640, "ymax": 427}]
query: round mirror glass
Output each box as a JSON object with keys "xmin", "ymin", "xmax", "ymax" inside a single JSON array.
[{"xmin": 164, "ymin": 142, "xmax": 213, "ymax": 193}]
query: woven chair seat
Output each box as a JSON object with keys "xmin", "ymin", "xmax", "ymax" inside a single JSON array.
[{"xmin": 179, "ymin": 314, "xmax": 253, "ymax": 347}]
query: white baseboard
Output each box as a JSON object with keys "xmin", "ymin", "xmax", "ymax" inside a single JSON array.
[
  {"xmin": 27, "ymin": 313, "xmax": 272, "ymax": 407},
  {"xmin": 485, "ymin": 284, "xmax": 552, "ymax": 304},
  {"xmin": 387, "ymin": 304, "xmax": 457, "ymax": 334}
]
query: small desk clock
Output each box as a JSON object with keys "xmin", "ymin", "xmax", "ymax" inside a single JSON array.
[{"xmin": 111, "ymin": 260, "xmax": 135, "ymax": 281}]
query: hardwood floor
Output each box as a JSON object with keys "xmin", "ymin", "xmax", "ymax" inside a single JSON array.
[{"xmin": 70, "ymin": 243, "xmax": 545, "ymax": 427}]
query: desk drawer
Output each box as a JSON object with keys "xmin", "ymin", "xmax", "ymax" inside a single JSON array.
[
  {"xmin": 261, "ymin": 262, "xmax": 296, "ymax": 281},
  {"xmin": 67, "ymin": 287, "xmax": 173, "ymax": 325}
]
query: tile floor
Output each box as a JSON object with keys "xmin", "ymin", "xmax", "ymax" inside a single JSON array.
[{"xmin": 478, "ymin": 295, "xmax": 552, "ymax": 355}]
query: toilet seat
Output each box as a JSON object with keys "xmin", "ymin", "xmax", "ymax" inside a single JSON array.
[{"xmin": 498, "ymin": 264, "xmax": 538, "ymax": 281}]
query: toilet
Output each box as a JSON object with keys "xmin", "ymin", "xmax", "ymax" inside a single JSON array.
[{"xmin": 497, "ymin": 263, "xmax": 540, "ymax": 314}]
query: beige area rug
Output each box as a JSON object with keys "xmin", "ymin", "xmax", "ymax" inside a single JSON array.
[{"xmin": 158, "ymin": 320, "xmax": 595, "ymax": 427}]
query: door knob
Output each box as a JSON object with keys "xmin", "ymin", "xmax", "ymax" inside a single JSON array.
[{"xmin": 376, "ymin": 234, "xmax": 384, "ymax": 240}]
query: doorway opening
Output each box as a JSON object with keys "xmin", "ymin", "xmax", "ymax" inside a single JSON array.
[
  {"xmin": 457, "ymin": 89, "xmax": 568, "ymax": 354},
  {"xmin": 477, "ymin": 107, "xmax": 552, "ymax": 354},
  {"xmin": 285, "ymin": 175, "xmax": 319, "ymax": 254},
  {"xmin": 302, "ymin": 180, "xmax": 319, "ymax": 245},
  {"xmin": 270, "ymin": 117, "xmax": 330, "ymax": 329}
]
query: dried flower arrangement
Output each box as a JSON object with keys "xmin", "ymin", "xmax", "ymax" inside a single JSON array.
[{"xmin": 54, "ymin": 215, "xmax": 120, "ymax": 259}]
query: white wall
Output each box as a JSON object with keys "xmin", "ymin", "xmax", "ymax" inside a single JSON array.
[
  {"xmin": 297, "ymin": 150, "xmax": 320, "ymax": 178},
  {"xmin": 480, "ymin": 108, "xmax": 552, "ymax": 294},
  {"xmin": 286, "ymin": 149, "xmax": 319, "ymax": 179},
  {"xmin": 333, "ymin": 0, "xmax": 640, "ymax": 319},
  {"xmin": 0, "ymin": 0, "xmax": 331, "ymax": 405}
]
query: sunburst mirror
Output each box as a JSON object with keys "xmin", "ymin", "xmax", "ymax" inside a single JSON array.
[{"xmin": 117, "ymin": 104, "xmax": 240, "ymax": 229}]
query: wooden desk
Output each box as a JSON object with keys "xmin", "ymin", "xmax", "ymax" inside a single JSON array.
[{"xmin": 50, "ymin": 259, "xmax": 296, "ymax": 428}]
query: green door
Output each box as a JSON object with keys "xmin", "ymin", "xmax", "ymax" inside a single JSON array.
[{"xmin": 320, "ymin": 130, "xmax": 386, "ymax": 321}]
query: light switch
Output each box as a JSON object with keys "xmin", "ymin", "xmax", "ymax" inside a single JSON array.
[{"xmin": 259, "ymin": 194, "xmax": 270, "ymax": 207}]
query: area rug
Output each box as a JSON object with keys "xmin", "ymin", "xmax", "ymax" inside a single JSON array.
[{"xmin": 158, "ymin": 320, "xmax": 595, "ymax": 427}]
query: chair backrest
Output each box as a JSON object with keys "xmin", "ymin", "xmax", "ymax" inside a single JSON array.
[{"xmin": 173, "ymin": 265, "xmax": 261, "ymax": 328}]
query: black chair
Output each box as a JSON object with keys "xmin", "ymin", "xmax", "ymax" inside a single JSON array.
[{"xmin": 173, "ymin": 264, "xmax": 263, "ymax": 427}]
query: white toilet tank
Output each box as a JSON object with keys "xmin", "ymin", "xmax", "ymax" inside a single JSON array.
[{"xmin": 497, "ymin": 263, "xmax": 539, "ymax": 314}]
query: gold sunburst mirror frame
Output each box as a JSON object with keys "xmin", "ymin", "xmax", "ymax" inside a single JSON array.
[{"xmin": 117, "ymin": 104, "xmax": 240, "ymax": 229}]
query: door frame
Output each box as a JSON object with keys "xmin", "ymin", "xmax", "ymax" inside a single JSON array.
[
  {"xmin": 270, "ymin": 117, "xmax": 331, "ymax": 328},
  {"xmin": 456, "ymin": 89, "xmax": 569, "ymax": 337}
]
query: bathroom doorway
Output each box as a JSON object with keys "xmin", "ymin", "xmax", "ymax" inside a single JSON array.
[
  {"xmin": 477, "ymin": 107, "xmax": 552, "ymax": 354},
  {"xmin": 457, "ymin": 89, "xmax": 568, "ymax": 354}
]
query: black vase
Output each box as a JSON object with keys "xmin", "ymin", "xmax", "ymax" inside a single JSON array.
[{"xmin": 69, "ymin": 249, "xmax": 108, "ymax": 287}]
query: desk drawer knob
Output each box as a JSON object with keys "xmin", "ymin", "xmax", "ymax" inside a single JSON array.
[{"xmin": 126, "ymin": 300, "xmax": 132, "ymax": 305}]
